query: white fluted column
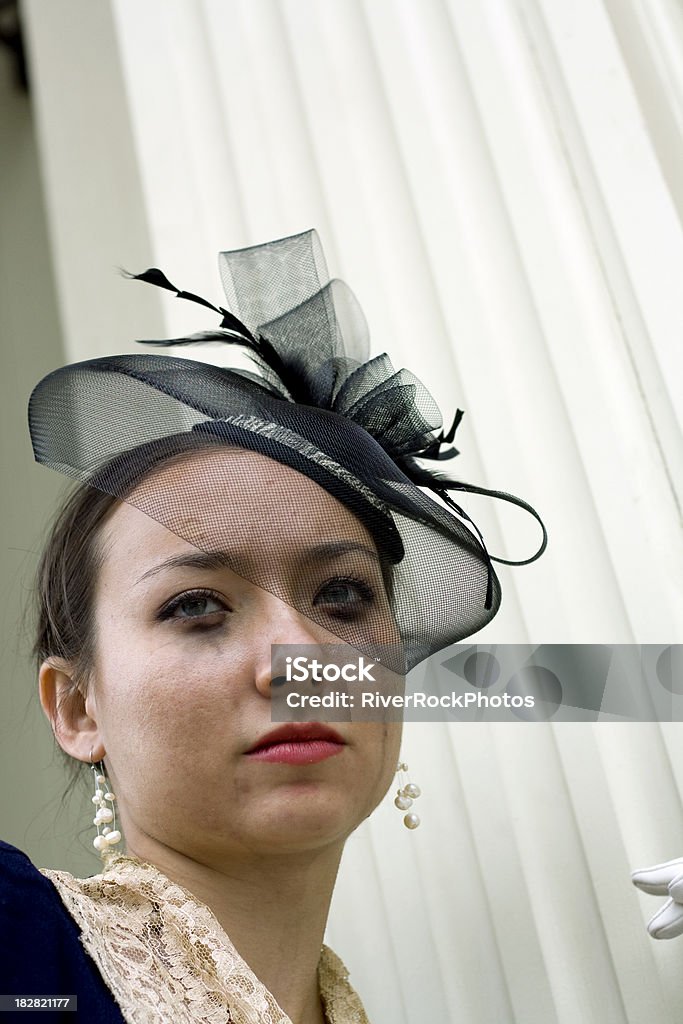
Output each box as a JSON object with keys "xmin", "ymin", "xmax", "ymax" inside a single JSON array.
[{"xmin": 20, "ymin": 1, "xmax": 683, "ymax": 1020}]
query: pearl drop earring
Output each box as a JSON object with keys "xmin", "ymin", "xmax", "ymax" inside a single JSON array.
[
  {"xmin": 89, "ymin": 750, "xmax": 122, "ymax": 857},
  {"xmin": 394, "ymin": 760, "xmax": 421, "ymax": 829}
]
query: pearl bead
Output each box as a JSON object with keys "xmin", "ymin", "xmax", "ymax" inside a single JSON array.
[
  {"xmin": 394, "ymin": 794, "xmax": 413, "ymax": 810},
  {"xmin": 102, "ymin": 826, "xmax": 111, "ymax": 835},
  {"xmin": 105, "ymin": 831, "xmax": 121, "ymax": 845},
  {"xmin": 91, "ymin": 794, "xmax": 102, "ymax": 804},
  {"xmin": 92, "ymin": 817, "xmax": 100, "ymax": 826},
  {"xmin": 96, "ymin": 808, "xmax": 114, "ymax": 823},
  {"xmin": 96, "ymin": 774, "xmax": 106, "ymax": 784},
  {"xmin": 404, "ymin": 813, "xmax": 420, "ymax": 829},
  {"xmin": 104, "ymin": 792, "xmax": 116, "ymax": 802},
  {"xmin": 404, "ymin": 783, "xmax": 421, "ymax": 799},
  {"xmin": 93, "ymin": 835, "xmax": 108, "ymax": 852}
]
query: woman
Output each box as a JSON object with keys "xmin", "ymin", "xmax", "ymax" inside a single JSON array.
[{"xmin": 1, "ymin": 230, "xmax": 545, "ymax": 1022}]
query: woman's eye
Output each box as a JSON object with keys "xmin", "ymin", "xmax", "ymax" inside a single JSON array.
[
  {"xmin": 160, "ymin": 590, "xmax": 227, "ymax": 624},
  {"xmin": 313, "ymin": 578, "xmax": 374, "ymax": 618}
]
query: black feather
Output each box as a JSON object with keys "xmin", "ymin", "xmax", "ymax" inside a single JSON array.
[
  {"xmin": 121, "ymin": 267, "xmax": 180, "ymax": 293},
  {"xmin": 135, "ymin": 331, "xmax": 248, "ymax": 348}
]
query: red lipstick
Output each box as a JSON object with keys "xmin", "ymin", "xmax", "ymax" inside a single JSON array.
[{"xmin": 245, "ymin": 723, "xmax": 346, "ymax": 765}]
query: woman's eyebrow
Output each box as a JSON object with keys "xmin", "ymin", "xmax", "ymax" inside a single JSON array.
[
  {"xmin": 300, "ymin": 541, "xmax": 382, "ymax": 566},
  {"xmin": 133, "ymin": 541, "xmax": 381, "ymax": 586},
  {"xmin": 134, "ymin": 550, "xmax": 236, "ymax": 586}
]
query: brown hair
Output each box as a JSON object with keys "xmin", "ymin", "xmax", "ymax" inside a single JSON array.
[
  {"xmin": 34, "ymin": 486, "xmax": 115, "ymax": 684},
  {"xmin": 32, "ymin": 483, "xmax": 118, "ymax": 798}
]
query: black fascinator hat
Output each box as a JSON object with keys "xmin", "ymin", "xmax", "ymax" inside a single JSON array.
[{"xmin": 28, "ymin": 229, "xmax": 545, "ymax": 672}]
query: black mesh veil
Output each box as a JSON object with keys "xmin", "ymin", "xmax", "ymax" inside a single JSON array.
[{"xmin": 28, "ymin": 230, "xmax": 546, "ymax": 673}]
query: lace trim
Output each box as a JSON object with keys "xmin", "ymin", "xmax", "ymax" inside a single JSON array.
[{"xmin": 40, "ymin": 854, "xmax": 370, "ymax": 1024}]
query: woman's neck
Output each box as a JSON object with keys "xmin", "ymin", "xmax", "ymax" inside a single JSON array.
[{"xmin": 124, "ymin": 833, "xmax": 343, "ymax": 1024}]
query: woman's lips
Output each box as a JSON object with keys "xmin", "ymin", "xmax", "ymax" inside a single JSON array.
[
  {"xmin": 244, "ymin": 723, "xmax": 346, "ymax": 765},
  {"xmin": 245, "ymin": 739, "xmax": 345, "ymax": 765}
]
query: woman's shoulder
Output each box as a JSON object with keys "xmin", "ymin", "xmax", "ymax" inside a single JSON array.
[
  {"xmin": 0, "ymin": 840, "xmax": 126, "ymax": 1022},
  {"xmin": 0, "ymin": 838, "xmax": 42, "ymax": 871},
  {"xmin": 0, "ymin": 838, "xmax": 89, "ymax": 941},
  {"xmin": 0, "ymin": 839, "xmax": 64, "ymax": 911}
]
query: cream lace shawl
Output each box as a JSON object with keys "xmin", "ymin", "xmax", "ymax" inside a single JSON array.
[{"xmin": 40, "ymin": 853, "xmax": 369, "ymax": 1024}]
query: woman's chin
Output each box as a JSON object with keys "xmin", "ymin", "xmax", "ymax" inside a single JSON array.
[
  {"xmin": 249, "ymin": 796, "xmax": 361, "ymax": 852},
  {"xmin": 214, "ymin": 783, "xmax": 365, "ymax": 855}
]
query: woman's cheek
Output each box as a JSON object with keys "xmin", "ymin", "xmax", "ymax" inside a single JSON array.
[{"xmin": 98, "ymin": 659, "xmax": 218, "ymax": 751}]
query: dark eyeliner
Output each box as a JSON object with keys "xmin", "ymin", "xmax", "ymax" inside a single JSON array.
[
  {"xmin": 157, "ymin": 588, "xmax": 228, "ymax": 623},
  {"xmin": 313, "ymin": 576, "xmax": 375, "ymax": 607}
]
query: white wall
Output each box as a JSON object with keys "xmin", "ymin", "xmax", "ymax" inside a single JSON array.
[{"xmin": 0, "ymin": 45, "xmax": 96, "ymax": 874}]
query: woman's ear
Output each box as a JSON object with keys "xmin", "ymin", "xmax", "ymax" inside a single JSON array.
[{"xmin": 38, "ymin": 658, "xmax": 103, "ymax": 762}]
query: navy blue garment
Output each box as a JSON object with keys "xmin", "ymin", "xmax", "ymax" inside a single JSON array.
[{"xmin": 0, "ymin": 840, "xmax": 126, "ymax": 1023}]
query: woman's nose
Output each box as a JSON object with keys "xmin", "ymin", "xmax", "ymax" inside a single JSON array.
[{"xmin": 252, "ymin": 597, "xmax": 327, "ymax": 699}]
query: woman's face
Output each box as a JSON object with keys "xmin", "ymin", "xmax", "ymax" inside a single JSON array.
[{"xmin": 65, "ymin": 448, "xmax": 402, "ymax": 863}]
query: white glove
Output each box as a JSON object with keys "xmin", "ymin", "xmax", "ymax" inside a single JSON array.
[{"xmin": 632, "ymin": 857, "xmax": 683, "ymax": 939}]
